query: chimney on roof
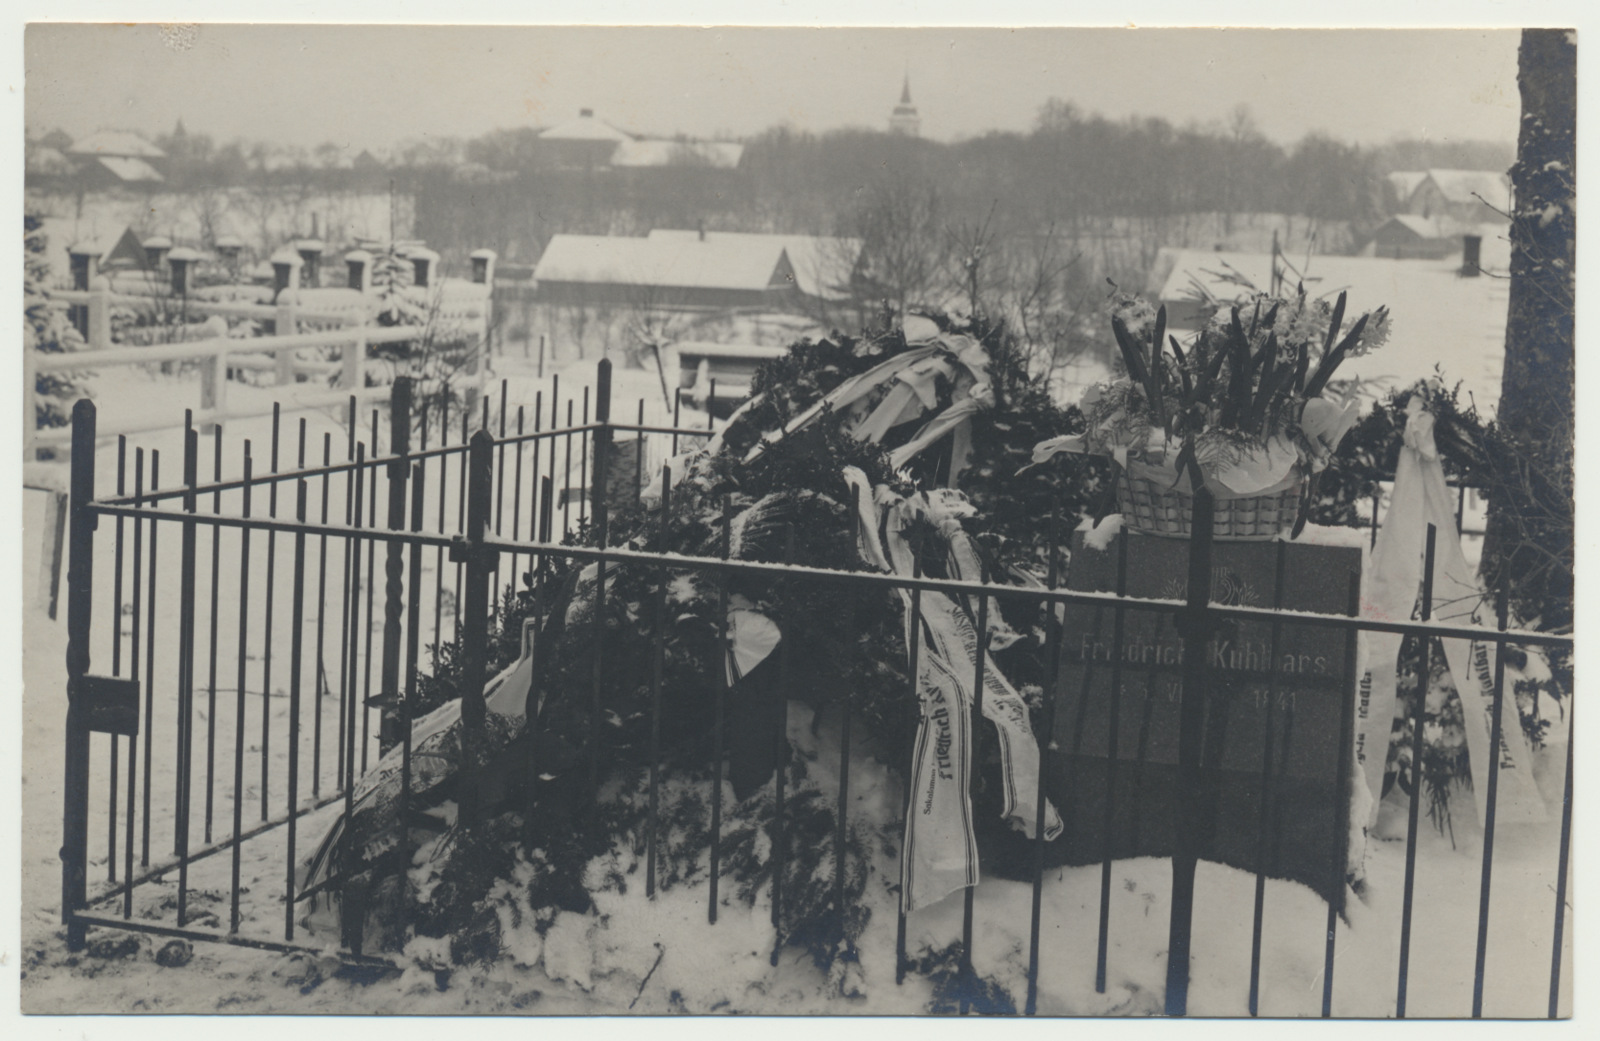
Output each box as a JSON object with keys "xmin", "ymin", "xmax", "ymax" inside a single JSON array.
[
  {"xmin": 580, "ymin": 108, "xmax": 594, "ymax": 118},
  {"xmin": 1461, "ymin": 234, "xmax": 1482, "ymax": 278}
]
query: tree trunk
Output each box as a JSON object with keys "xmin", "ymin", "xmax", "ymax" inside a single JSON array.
[{"xmin": 1483, "ymin": 28, "xmax": 1576, "ymax": 631}]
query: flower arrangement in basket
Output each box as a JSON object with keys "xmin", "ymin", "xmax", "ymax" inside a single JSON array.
[{"xmin": 1034, "ymin": 287, "xmax": 1390, "ymax": 539}]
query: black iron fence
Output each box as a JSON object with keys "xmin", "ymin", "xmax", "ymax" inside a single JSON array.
[{"xmin": 55, "ymin": 362, "xmax": 1572, "ymax": 1017}]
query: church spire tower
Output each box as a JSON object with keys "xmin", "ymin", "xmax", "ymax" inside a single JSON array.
[{"xmin": 889, "ymin": 72, "xmax": 921, "ymax": 136}]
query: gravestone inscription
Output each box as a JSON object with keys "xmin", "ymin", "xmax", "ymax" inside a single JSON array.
[{"xmin": 1025, "ymin": 530, "xmax": 1361, "ymax": 905}]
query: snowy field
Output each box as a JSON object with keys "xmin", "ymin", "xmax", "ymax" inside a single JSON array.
[{"xmin": 18, "ymin": 355, "xmax": 1574, "ymax": 1018}]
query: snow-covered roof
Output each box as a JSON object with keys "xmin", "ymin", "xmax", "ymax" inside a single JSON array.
[
  {"xmin": 538, "ymin": 111, "xmax": 633, "ymax": 142},
  {"xmin": 535, "ymin": 234, "xmax": 793, "ymax": 293},
  {"xmin": 646, "ymin": 230, "xmax": 861, "ymax": 299},
  {"xmin": 96, "ymin": 156, "xmax": 164, "ymax": 183},
  {"xmin": 1387, "ymin": 170, "xmax": 1429, "ymax": 200},
  {"xmin": 1422, "ymin": 169, "xmax": 1512, "ymax": 209},
  {"xmin": 611, "ymin": 139, "xmax": 745, "ymax": 169},
  {"xmin": 1148, "ymin": 246, "xmax": 1513, "ymax": 411},
  {"xmin": 66, "ymin": 130, "xmax": 165, "ymax": 159},
  {"xmin": 1379, "ymin": 214, "xmax": 1446, "ymax": 239}
]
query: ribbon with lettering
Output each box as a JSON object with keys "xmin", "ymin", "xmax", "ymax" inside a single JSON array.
[
  {"xmin": 1356, "ymin": 398, "xmax": 1545, "ymax": 828},
  {"xmin": 845, "ymin": 468, "xmax": 1063, "ymax": 913}
]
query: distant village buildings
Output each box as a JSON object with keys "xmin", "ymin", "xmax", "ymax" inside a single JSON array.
[
  {"xmin": 536, "ymin": 108, "xmax": 746, "ymax": 171},
  {"xmin": 1367, "ymin": 168, "xmax": 1512, "ymax": 261}
]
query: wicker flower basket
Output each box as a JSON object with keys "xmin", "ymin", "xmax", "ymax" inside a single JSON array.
[{"xmin": 1117, "ymin": 461, "xmax": 1303, "ymax": 540}]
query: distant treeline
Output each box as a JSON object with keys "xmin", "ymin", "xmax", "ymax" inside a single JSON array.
[{"xmin": 119, "ymin": 101, "xmax": 1512, "ymax": 272}]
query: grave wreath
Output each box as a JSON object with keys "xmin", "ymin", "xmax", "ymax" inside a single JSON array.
[{"xmin": 302, "ymin": 314, "xmax": 1091, "ymax": 971}]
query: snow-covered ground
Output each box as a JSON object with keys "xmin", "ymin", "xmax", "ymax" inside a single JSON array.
[{"xmin": 17, "ymin": 355, "xmax": 1574, "ymax": 1017}]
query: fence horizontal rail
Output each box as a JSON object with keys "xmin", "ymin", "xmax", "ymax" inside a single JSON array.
[
  {"xmin": 96, "ymin": 419, "xmax": 688, "ymax": 506},
  {"xmin": 31, "ymin": 385, "xmax": 398, "ymax": 448},
  {"xmin": 81, "ymin": 499, "xmax": 1574, "ymax": 651},
  {"xmin": 34, "ymin": 325, "xmax": 428, "ymax": 372}
]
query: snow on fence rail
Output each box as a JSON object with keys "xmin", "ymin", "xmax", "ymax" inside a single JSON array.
[
  {"xmin": 27, "ymin": 288, "xmax": 490, "ymax": 457},
  {"xmin": 51, "ymin": 365, "xmax": 1574, "ymax": 1018}
]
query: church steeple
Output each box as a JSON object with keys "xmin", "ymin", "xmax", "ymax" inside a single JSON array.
[{"xmin": 889, "ymin": 73, "xmax": 921, "ymax": 136}]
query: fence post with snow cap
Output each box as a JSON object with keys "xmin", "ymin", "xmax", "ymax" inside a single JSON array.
[
  {"xmin": 275, "ymin": 288, "xmax": 300, "ymax": 385},
  {"xmin": 87, "ymin": 276, "xmax": 112, "ymax": 351}
]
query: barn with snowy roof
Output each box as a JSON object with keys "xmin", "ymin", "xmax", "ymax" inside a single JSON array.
[
  {"xmin": 1400, "ymin": 169, "xmax": 1512, "ymax": 225},
  {"xmin": 63, "ymin": 130, "xmax": 166, "ymax": 186}
]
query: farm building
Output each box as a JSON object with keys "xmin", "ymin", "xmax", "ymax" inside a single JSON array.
[
  {"xmin": 62, "ymin": 130, "xmax": 167, "ymax": 186},
  {"xmin": 1388, "ymin": 168, "xmax": 1512, "ymax": 225},
  {"xmin": 511, "ymin": 228, "xmax": 862, "ymax": 364}
]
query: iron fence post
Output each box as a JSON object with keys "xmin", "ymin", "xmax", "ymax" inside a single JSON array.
[
  {"xmin": 379, "ymin": 377, "xmax": 413, "ymax": 754},
  {"xmin": 61, "ymin": 399, "xmax": 97, "ymax": 951},
  {"xmin": 589, "ymin": 360, "xmax": 612, "ymax": 800},
  {"xmin": 1165, "ymin": 485, "xmax": 1216, "ymax": 1016},
  {"xmin": 457, "ymin": 429, "xmax": 496, "ymax": 826}
]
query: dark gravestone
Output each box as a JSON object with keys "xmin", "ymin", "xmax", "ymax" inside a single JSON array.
[{"xmin": 1030, "ymin": 530, "xmax": 1361, "ymax": 906}]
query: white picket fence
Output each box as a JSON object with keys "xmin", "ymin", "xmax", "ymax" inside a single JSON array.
[{"xmin": 27, "ymin": 278, "xmax": 491, "ymax": 456}]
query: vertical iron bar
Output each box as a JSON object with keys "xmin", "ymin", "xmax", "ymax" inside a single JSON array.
[
  {"xmin": 645, "ymin": 465, "xmax": 671, "ymax": 900},
  {"xmin": 563, "ymin": 400, "xmax": 574, "ymax": 537},
  {"xmin": 1095, "ymin": 531, "xmax": 1130, "ymax": 997},
  {"xmin": 229, "ymin": 446, "xmax": 252, "ymax": 932},
  {"xmin": 1025, "ymin": 505, "xmax": 1065, "ymax": 1012},
  {"xmin": 773, "ymin": 523, "xmax": 797, "ymax": 955},
  {"xmin": 1395, "ymin": 523, "xmax": 1437, "ymax": 1018},
  {"xmin": 108, "ymin": 438, "xmax": 126, "ymax": 882},
  {"xmin": 130, "ymin": 450, "xmax": 146, "ymax": 882},
  {"xmin": 671, "ymin": 387, "xmax": 681, "ymax": 455},
  {"xmin": 456, "ymin": 409, "xmax": 468, "ymax": 653},
  {"xmin": 60, "ymin": 399, "xmax": 97, "ymax": 951},
  {"xmin": 837, "ymin": 484, "xmax": 860, "ymax": 960},
  {"xmin": 401, "ymin": 460, "xmax": 426, "ymax": 938},
  {"xmin": 203, "ymin": 425, "xmax": 224, "ymax": 843},
  {"xmin": 343, "ymin": 444, "xmax": 366, "ymax": 861},
  {"xmin": 313, "ymin": 433, "xmax": 332, "ymax": 797},
  {"xmin": 1548, "ymin": 695, "xmax": 1573, "ymax": 1019},
  {"xmin": 284, "ymin": 480, "xmax": 308, "ymax": 940},
  {"xmin": 511, "ymin": 406, "xmax": 525, "ymax": 598},
  {"xmin": 123, "ymin": 445, "xmax": 141, "ymax": 914},
  {"xmin": 141, "ymin": 450, "xmax": 159, "ymax": 868},
  {"xmin": 380, "ymin": 379, "xmax": 413, "ymax": 755},
  {"xmin": 261, "ymin": 404, "xmax": 280, "ymax": 821},
  {"xmin": 1248, "ymin": 541, "xmax": 1289, "ymax": 1016},
  {"xmin": 457, "ymin": 431, "xmax": 495, "ymax": 826},
  {"xmin": 1165, "ymin": 482, "xmax": 1216, "ymax": 1016},
  {"xmin": 897, "ymin": 549, "xmax": 925, "ymax": 986},
  {"xmin": 1323, "ymin": 570, "xmax": 1363, "ymax": 1017},
  {"xmin": 335, "ymin": 425, "xmax": 355, "ymax": 788},
  {"xmin": 361, "ymin": 410, "xmax": 379, "ymax": 773},
  {"xmin": 708, "ymin": 498, "xmax": 730, "ymax": 925},
  {"xmin": 1471, "ymin": 587, "xmax": 1511, "ymax": 1017},
  {"xmin": 175, "ymin": 427, "xmax": 199, "ymax": 926},
  {"xmin": 588, "ymin": 361, "xmax": 612, "ymax": 800},
  {"xmin": 579, "ymin": 386, "xmax": 590, "ymax": 527},
  {"xmin": 634, "ymin": 399, "xmax": 645, "ymax": 507},
  {"xmin": 960, "ymin": 576, "xmax": 989, "ymax": 1015},
  {"xmin": 432, "ymin": 398, "xmax": 447, "ymax": 653}
]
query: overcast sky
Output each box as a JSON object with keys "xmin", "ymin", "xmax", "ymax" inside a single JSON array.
[{"xmin": 25, "ymin": 23, "xmax": 1522, "ymax": 153}]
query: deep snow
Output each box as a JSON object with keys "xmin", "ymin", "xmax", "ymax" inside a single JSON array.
[{"xmin": 16, "ymin": 355, "xmax": 1575, "ymax": 1019}]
